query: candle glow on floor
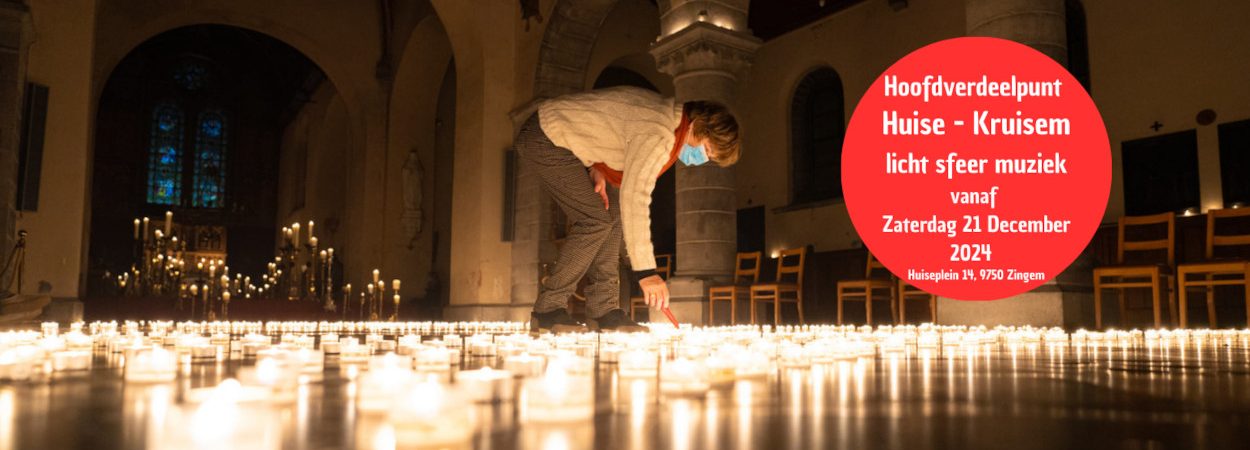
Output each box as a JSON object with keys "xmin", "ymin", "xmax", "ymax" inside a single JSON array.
[{"xmin": 0, "ymin": 320, "xmax": 1248, "ymax": 449}]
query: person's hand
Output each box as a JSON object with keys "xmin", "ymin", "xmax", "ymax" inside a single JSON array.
[
  {"xmin": 639, "ymin": 275, "xmax": 669, "ymax": 309},
  {"xmin": 589, "ymin": 168, "xmax": 609, "ymax": 210}
]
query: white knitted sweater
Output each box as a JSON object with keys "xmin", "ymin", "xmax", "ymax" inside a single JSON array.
[{"xmin": 538, "ymin": 86, "xmax": 682, "ymax": 272}]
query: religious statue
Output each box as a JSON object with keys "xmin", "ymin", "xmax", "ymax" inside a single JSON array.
[{"xmin": 401, "ymin": 149, "xmax": 424, "ymax": 249}]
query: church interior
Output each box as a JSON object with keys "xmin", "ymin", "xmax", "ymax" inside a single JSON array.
[{"xmin": 0, "ymin": 0, "xmax": 1249, "ymax": 448}]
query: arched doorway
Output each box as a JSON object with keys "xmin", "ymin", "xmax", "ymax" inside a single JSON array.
[{"xmin": 86, "ymin": 25, "xmax": 337, "ymax": 318}]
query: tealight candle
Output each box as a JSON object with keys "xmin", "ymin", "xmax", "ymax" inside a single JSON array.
[
  {"xmin": 125, "ymin": 346, "xmax": 177, "ymax": 382},
  {"xmin": 414, "ymin": 347, "xmax": 453, "ymax": 373},
  {"xmin": 358, "ymin": 355, "xmax": 414, "ymax": 413},
  {"xmin": 522, "ymin": 360, "xmax": 594, "ymax": 422},
  {"xmin": 457, "ymin": 367, "xmax": 514, "ymax": 403},
  {"xmin": 389, "ymin": 379, "xmax": 472, "ymax": 447},
  {"xmin": 660, "ymin": 357, "xmax": 710, "ymax": 395},
  {"xmin": 503, "ymin": 353, "xmax": 545, "ymax": 378},
  {"xmin": 153, "ymin": 379, "xmax": 280, "ymax": 450},
  {"xmin": 618, "ymin": 349, "xmax": 658, "ymax": 378}
]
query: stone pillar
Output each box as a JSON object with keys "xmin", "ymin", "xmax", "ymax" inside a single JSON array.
[
  {"xmin": 0, "ymin": 1, "xmax": 29, "ymax": 295},
  {"xmin": 941, "ymin": 0, "xmax": 1096, "ymax": 329},
  {"xmin": 967, "ymin": 0, "xmax": 1067, "ymax": 65},
  {"xmin": 651, "ymin": 0, "xmax": 759, "ymax": 325}
]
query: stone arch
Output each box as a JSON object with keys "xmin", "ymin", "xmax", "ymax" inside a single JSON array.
[
  {"xmin": 86, "ymin": 3, "xmax": 394, "ymax": 294},
  {"xmin": 91, "ymin": 10, "xmax": 364, "ymax": 129},
  {"xmin": 533, "ymin": 0, "xmax": 623, "ymax": 98}
]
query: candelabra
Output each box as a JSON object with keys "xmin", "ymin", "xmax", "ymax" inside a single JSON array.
[{"xmin": 115, "ymin": 215, "xmax": 401, "ymax": 321}]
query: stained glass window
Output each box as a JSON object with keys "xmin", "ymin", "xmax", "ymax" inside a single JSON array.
[
  {"xmin": 192, "ymin": 110, "xmax": 227, "ymax": 208},
  {"xmin": 174, "ymin": 61, "xmax": 208, "ymax": 91},
  {"xmin": 146, "ymin": 103, "xmax": 184, "ymax": 205}
]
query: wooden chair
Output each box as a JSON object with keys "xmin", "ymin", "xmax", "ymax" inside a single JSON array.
[
  {"xmin": 897, "ymin": 279, "xmax": 937, "ymax": 324},
  {"xmin": 750, "ymin": 247, "xmax": 807, "ymax": 325},
  {"xmin": 836, "ymin": 252, "xmax": 896, "ymax": 325},
  {"xmin": 630, "ymin": 254, "xmax": 672, "ymax": 321},
  {"xmin": 1178, "ymin": 208, "xmax": 1250, "ymax": 328},
  {"xmin": 708, "ymin": 252, "xmax": 763, "ymax": 325},
  {"xmin": 1092, "ymin": 212, "xmax": 1177, "ymax": 329}
]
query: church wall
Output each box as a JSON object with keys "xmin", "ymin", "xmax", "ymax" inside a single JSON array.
[
  {"xmin": 16, "ymin": 0, "xmax": 97, "ymax": 299},
  {"xmin": 431, "ymin": 0, "xmax": 530, "ymax": 317},
  {"xmin": 382, "ymin": 15, "xmax": 453, "ymax": 315},
  {"xmin": 1084, "ymin": 0, "xmax": 1250, "ymax": 219}
]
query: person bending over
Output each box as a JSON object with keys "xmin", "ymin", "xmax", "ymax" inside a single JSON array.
[{"xmin": 517, "ymin": 86, "xmax": 741, "ymax": 333}]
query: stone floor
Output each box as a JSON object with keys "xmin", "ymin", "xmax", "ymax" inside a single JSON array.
[{"xmin": 3, "ymin": 335, "xmax": 1250, "ymax": 450}]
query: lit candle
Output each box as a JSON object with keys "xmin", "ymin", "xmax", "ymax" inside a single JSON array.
[
  {"xmin": 154, "ymin": 379, "xmax": 280, "ymax": 450},
  {"xmin": 659, "ymin": 357, "xmax": 709, "ymax": 395},
  {"xmin": 307, "ymin": 220, "xmax": 314, "ymax": 241},
  {"xmin": 358, "ymin": 353, "xmax": 413, "ymax": 413},
  {"xmin": 133, "ymin": 219, "xmax": 141, "ymax": 240},
  {"xmin": 124, "ymin": 346, "xmax": 177, "ymax": 382},
  {"xmin": 618, "ymin": 349, "xmax": 658, "ymax": 378},
  {"xmin": 373, "ymin": 269, "xmax": 381, "ymax": 284},
  {"xmin": 522, "ymin": 359, "xmax": 594, "ymax": 422},
  {"xmin": 309, "ymin": 236, "xmax": 318, "ymax": 248},
  {"xmin": 389, "ymin": 380, "xmax": 472, "ymax": 447},
  {"xmin": 503, "ymin": 353, "xmax": 545, "ymax": 378},
  {"xmin": 142, "ymin": 217, "xmax": 150, "ymax": 240},
  {"xmin": 291, "ymin": 222, "xmax": 301, "ymax": 243},
  {"xmin": 457, "ymin": 367, "xmax": 514, "ymax": 403},
  {"xmin": 392, "ymin": 279, "xmax": 401, "ymax": 291},
  {"xmin": 164, "ymin": 211, "xmax": 173, "ymax": 235}
]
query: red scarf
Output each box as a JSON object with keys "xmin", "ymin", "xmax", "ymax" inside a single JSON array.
[{"xmin": 592, "ymin": 110, "xmax": 690, "ymax": 187}]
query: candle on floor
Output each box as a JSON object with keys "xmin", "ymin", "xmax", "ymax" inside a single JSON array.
[
  {"xmin": 125, "ymin": 346, "xmax": 177, "ymax": 382},
  {"xmin": 154, "ymin": 379, "xmax": 280, "ymax": 450},
  {"xmin": 619, "ymin": 349, "xmax": 659, "ymax": 378},
  {"xmin": 357, "ymin": 353, "xmax": 414, "ymax": 413},
  {"xmin": 660, "ymin": 357, "xmax": 710, "ymax": 395},
  {"xmin": 457, "ymin": 367, "xmax": 514, "ymax": 403},
  {"xmin": 522, "ymin": 359, "xmax": 594, "ymax": 422},
  {"xmin": 414, "ymin": 347, "xmax": 454, "ymax": 373},
  {"xmin": 503, "ymin": 353, "xmax": 545, "ymax": 378},
  {"xmin": 388, "ymin": 379, "xmax": 473, "ymax": 447}
]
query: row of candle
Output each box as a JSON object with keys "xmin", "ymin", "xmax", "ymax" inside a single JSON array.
[{"xmin": 8, "ymin": 319, "xmax": 1250, "ymax": 450}]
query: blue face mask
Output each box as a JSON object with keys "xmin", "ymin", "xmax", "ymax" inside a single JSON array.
[{"xmin": 679, "ymin": 142, "xmax": 709, "ymax": 166}]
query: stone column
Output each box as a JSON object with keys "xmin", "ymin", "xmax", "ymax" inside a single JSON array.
[
  {"xmin": 0, "ymin": 1, "xmax": 29, "ymax": 295},
  {"xmin": 967, "ymin": 0, "xmax": 1067, "ymax": 65},
  {"xmin": 650, "ymin": 0, "xmax": 759, "ymax": 325},
  {"xmin": 941, "ymin": 0, "xmax": 1095, "ymax": 328}
]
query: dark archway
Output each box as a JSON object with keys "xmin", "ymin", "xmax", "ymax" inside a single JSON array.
[
  {"xmin": 790, "ymin": 67, "xmax": 845, "ymax": 205},
  {"xmin": 87, "ymin": 25, "xmax": 327, "ymax": 304}
]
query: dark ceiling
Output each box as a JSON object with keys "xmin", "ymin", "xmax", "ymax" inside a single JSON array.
[
  {"xmin": 749, "ymin": 0, "xmax": 869, "ymax": 41},
  {"xmin": 105, "ymin": 24, "xmax": 324, "ymax": 125}
]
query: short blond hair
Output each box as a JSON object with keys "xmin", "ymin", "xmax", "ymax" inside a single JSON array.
[{"xmin": 685, "ymin": 101, "xmax": 740, "ymax": 167}]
